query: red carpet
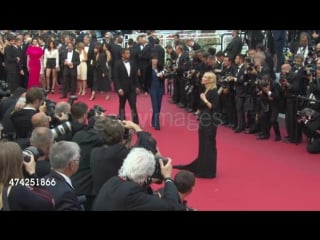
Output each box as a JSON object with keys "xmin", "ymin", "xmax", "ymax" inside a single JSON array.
[{"xmin": 49, "ymin": 89, "xmax": 320, "ymax": 211}]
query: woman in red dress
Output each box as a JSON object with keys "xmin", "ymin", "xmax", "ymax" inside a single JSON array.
[{"xmin": 26, "ymin": 38, "xmax": 44, "ymax": 89}]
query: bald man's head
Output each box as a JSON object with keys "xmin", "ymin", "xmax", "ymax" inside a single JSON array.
[{"xmin": 32, "ymin": 112, "xmax": 50, "ymax": 128}]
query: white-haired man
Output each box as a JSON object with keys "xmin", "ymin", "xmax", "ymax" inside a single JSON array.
[
  {"xmin": 45, "ymin": 141, "xmax": 82, "ymax": 211},
  {"xmin": 92, "ymin": 147, "xmax": 184, "ymax": 211}
]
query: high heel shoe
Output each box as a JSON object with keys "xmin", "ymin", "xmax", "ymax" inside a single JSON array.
[
  {"xmin": 89, "ymin": 95, "xmax": 95, "ymax": 101},
  {"xmin": 105, "ymin": 95, "xmax": 111, "ymax": 100},
  {"xmin": 78, "ymin": 90, "xmax": 83, "ymax": 95},
  {"xmin": 81, "ymin": 91, "xmax": 86, "ymax": 96}
]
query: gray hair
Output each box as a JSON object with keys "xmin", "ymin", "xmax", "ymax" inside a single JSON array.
[
  {"xmin": 118, "ymin": 147, "xmax": 155, "ymax": 185},
  {"xmin": 30, "ymin": 127, "xmax": 54, "ymax": 148},
  {"xmin": 49, "ymin": 141, "xmax": 80, "ymax": 170},
  {"xmin": 55, "ymin": 102, "xmax": 71, "ymax": 116}
]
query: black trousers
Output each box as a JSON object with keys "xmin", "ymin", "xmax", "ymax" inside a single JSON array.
[
  {"xmin": 307, "ymin": 138, "xmax": 320, "ymax": 153},
  {"xmin": 118, "ymin": 90, "xmax": 139, "ymax": 124},
  {"xmin": 235, "ymin": 95, "xmax": 246, "ymax": 130},
  {"xmin": 63, "ymin": 68, "xmax": 77, "ymax": 96},
  {"xmin": 172, "ymin": 75, "xmax": 186, "ymax": 105},
  {"xmin": 285, "ymin": 98, "xmax": 302, "ymax": 143}
]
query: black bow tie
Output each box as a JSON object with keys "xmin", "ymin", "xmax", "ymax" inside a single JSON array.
[{"xmin": 123, "ymin": 60, "xmax": 129, "ymax": 63}]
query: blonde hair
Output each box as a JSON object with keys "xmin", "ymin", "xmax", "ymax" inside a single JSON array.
[{"xmin": 203, "ymin": 72, "xmax": 217, "ymax": 92}]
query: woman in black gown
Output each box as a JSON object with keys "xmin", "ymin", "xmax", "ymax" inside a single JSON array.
[{"xmin": 174, "ymin": 72, "xmax": 219, "ymax": 178}]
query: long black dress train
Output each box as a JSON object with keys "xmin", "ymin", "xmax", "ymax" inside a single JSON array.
[{"xmin": 174, "ymin": 88, "xmax": 219, "ymax": 178}]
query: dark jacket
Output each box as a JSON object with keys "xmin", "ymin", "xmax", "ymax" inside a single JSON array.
[
  {"xmin": 90, "ymin": 144, "xmax": 129, "ymax": 195},
  {"xmin": 44, "ymin": 170, "xmax": 82, "ymax": 211},
  {"xmin": 145, "ymin": 64, "xmax": 165, "ymax": 90},
  {"xmin": 113, "ymin": 59, "xmax": 138, "ymax": 93},
  {"xmin": 92, "ymin": 176, "xmax": 185, "ymax": 211},
  {"xmin": 71, "ymin": 128, "xmax": 104, "ymax": 195},
  {"xmin": 6, "ymin": 184, "xmax": 55, "ymax": 211}
]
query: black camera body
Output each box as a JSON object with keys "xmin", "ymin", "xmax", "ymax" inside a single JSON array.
[
  {"xmin": 45, "ymin": 99, "xmax": 56, "ymax": 118},
  {"xmin": 0, "ymin": 80, "xmax": 11, "ymax": 99},
  {"xmin": 88, "ymin": 105, "xmax": 106, "ymax": 119},
  {"xmin": 68, "ymin": 95, "xmax": 78, "ymax": 105},
  {"xmin": 107, "ymin": 114, "xmax": 130, "ymax": 140},
  {"xmin": 152, "ymin": 156, "xmax": 168, "ymax": 181},
  {"xmin": 23, "ymin": 146, "xmax": 44, "ymax": 162}
]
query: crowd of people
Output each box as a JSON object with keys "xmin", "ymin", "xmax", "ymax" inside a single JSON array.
[{"xmin": 0, "ymin": 29, "xmax": 320, "ymax": 211}]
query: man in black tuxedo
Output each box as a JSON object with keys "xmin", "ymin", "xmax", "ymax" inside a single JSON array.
[
  {"xmin": 114, "ymin": 48, "xmax": 140, "ymax": 124},
  {"xmin": 60, "ymin": 42, "xmax": 80, "ymax": 98},
  {"xmin": 45, "ymin": 141, "xmax": 82, "ymax": 211}
]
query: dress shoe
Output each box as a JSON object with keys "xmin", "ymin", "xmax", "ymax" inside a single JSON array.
[
  {"xmin": 154, "ymin": 126, "xmax": 160, "ymax": 130},
  {"xmin": 234, "ymin": 128, "xmax": 244, "ymax": 133},
  {"xmin": 227, "ymin": 123, "xmax": 235, "ymax": 128},
  {"xmin": 283, "ymin": 138, "xmax": 293, "ymax": 143},
  {"xmin": 177, "ymin": 103, "xmax": 185, "ymax": 108},
  {"xmin": 257, "ymin": 135, "xmax": 270, "ymax": 140},
  {"xmin": 274, "ymin": 135, "xmax": 281, "ymax": 141},
  {"xmin": 60, "ymin": 95, "xmax": 67, "ymax": 99}
]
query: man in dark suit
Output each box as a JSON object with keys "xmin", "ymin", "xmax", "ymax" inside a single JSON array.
[
  {"xmin": 233, "ymin": 54, "xmax": 248, "ymax": 132},
  {"xmin": 137, "ymin": 35, "xmax": 152, "ymax": 93},
  {"xmin": 114, "ymin": 48, "xmax": 140, "ymax": 124},
  {"xmin": 45, "ymin": 141, "xmax": 82, "ymax": 211},
  {"xmin": 223, "ymin": 30, "xmax": 243, "ymax": 61},
  {"xmin": 4, "ymin": 34, "xmax": 20, "ymax": 92},
  {"xmin": 60, "ymin": 42, "xmax": 80, "ymax": 98},
  {"xmin": 151, "ymin": 38, "xmax": 165, "ymax": 67}
]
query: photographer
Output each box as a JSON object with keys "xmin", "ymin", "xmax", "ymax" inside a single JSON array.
[
  {"xmin": 298, "ymin": 108, "xmax": 320, "ymax": 153},
  {"xmin": 0, "ymin": 141, "xmax": 55, "ymax": 211},
  {"xmin": 305, "ymin": 67, "xmax": 320, "ymax": 111},
  {"xmin": 31, "ymin": 112, "xmax": 50, "ymax": 128},
  {"xmin": 280, "ymin": 55, "xmax": 308, "ymax": 143},
  {"xmin": 256, "ymin": 75, "xmax": 282, "ymax": 140},
  {"xmin": 90, "ymin": 118, "xmax": 143, "ymax": 197},
  {"xmin": 92, "ymin": 147, "xmax": 184, "ymax": 211},
  {"xmin": 219, "ymin": 55, "xmax": 237, "ymax": 128},
  {"xmin": 11, "ymin": 87, "xmax": 45, "ymax": 139},
  {"xmin": 0, "ymin": 87, "xmax": 26, "ymax": 139},
  {"xmin": 155, "ymin": 170, "xmax": 196, "ymax": 211},
  {"xmin": 62, "ymin": 101, "xmax": 88, "ymax": 141},
  {"xmin": 44, "ymin": 141, "xmax": 83, "ymax": 211},
  {"xmin": 50, "ymin": 101, "xmax": 71, "ymax": 128},
  {"xmin": 71, "ymin": 116, "xmax": 105, "ymax": 210},
  {"xmin": 29, "ymin": 127, "xmax": 54, "ymax": 177}
]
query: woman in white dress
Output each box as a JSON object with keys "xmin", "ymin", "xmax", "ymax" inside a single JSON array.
[{"xmin": 76, "ymin": 42, "xmax": 88, "ymax": 96}]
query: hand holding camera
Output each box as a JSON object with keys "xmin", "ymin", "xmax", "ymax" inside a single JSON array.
[
  {"xmin": 159, "ymin": 157, "xmax": 172, "ymax": 179},
  {"xmin": 22, "ymin": 147, "xmax": 39, "ymax": 176}
]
